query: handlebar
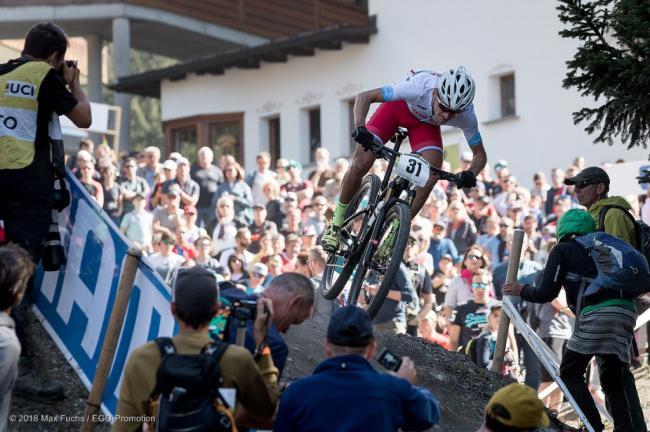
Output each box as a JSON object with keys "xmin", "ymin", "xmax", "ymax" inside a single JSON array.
[{"xmin": 352, "ymin": 126, "xmax": 462, "ymax": 187}]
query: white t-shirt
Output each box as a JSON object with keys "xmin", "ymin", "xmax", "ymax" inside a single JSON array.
[
  {"xmin": 381, "ymin": 70, "xmax": 482, "ymax": 146},
  {"xmin": 250, "ymin": 169, "xmax": 277, "ymax": 205},
  {"xmin": 120, "ymin": 210, "xmax": 153, "ymax": 247},
  {"xmin": 148, "ymin": 252, "xmax": 185, "ymax": 281}
]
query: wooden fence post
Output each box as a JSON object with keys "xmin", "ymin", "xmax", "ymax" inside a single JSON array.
[
  {"xmin": 491, "ymin": 229, "xmax": 524, "ymax": 373},
  {"xmin": 80, "ymin": 248, "xmax": 142, "ymax": 431}
]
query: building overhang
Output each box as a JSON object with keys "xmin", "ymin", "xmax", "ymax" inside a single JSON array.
[
  {"xmin": 109, "ymin": 15, "xmax": 377, "ymax": 98},
  {"xmin": 0, "ymin": 3, "xmax": 274, "ymax": 60}
]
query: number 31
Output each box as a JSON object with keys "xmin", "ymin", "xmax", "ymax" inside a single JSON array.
[{"xmin": 406, "ymin": 158, "xmax": 422, "ymax": 176}]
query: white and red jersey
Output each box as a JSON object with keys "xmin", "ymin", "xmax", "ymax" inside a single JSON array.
[{"xmin": 381, "ymin": 70, "xmax": 482, "ymax": 147}]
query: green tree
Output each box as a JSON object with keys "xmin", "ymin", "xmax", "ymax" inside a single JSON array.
[
  {"xmin": 557, "ymin": 0, "xmax": 650, "ymax": 150},
  {"xmin": 106, "ymin": 44, "xmax": 177, "ymax": 152}
]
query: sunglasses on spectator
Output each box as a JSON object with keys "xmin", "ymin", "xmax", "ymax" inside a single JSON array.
[
  {"xmin": 499, "ymin": 223, "xmax": 512, "ymax": 228},
  {"xmin": 472, "ymin": 282, "xmax": 489, "ymax": 289},
  {"xmin": 219, "ymin": 204, "xmax": 232, "ymax": 208},
  {"xmin": 467, "ymin": 254, "xmax": 483, "ymax": 261},
  {"xmin": 574, "ymin": 180, "xmax": 598, "ymax": 189}
]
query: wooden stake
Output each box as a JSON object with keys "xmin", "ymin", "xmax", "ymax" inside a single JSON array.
[
  {"xmin": 491, "ymin": 229, "xmax": 524, "ymax": 373},
  {"xmin": 80, "ymin": 248, "xmax": 142, "ymax": 431}
]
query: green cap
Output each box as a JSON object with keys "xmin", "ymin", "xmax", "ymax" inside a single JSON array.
[{"xmin": 557, "ymin": 208, "xmax": 596, "ymax": 240}]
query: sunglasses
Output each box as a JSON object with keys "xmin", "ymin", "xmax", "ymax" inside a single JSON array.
[
  {"xmin": 574, "ymin": 180, "xmax": 597, "ymax": 189},
  {"xmin": 472, "ymin": 282, "xmax": 489, "ymax": 289},
  {"xmin": 467, "ymin": 254, "xmax": 483, "ymax": 261},
  {"xmin": 437, "ymin": 98, "xmax": 460, "ymax": 115}
]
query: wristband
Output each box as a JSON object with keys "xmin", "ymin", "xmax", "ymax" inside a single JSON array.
[{"xmin": 254, "ymin": 342, "xmax": 270, "ymax": 361}]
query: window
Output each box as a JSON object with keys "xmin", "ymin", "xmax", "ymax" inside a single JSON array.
[
  {"xmin": 171, "ymin": 126, "xmax": 197, "ymax": 160},
  {"xmin": 163, "ymin": 113, "xmax": 244, "ymax": 163},
  {"xmin": 500, "ymin": 73, "xmax": 516, "ymax": 117},
  {"xmin": 208, "ymin": 121, "xmax": 242, "ymax": 162},
  {"xmin": 268, "ymin": 117, "xmax": 281, "ymax": 164},
  {"xmin": 308, "ymin": 108, "xmax": 321, "ymax": 162}
]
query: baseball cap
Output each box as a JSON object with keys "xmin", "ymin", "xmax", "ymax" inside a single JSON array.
[
  {"xmin": 173, "ymin": 266, "xmax": 219, "ymax": 318},
  {"xmin": 487, "ymin": 299, "xmax": 502, "ymax": 312},
  {"xmin": 166, "ymin": 188, "xmax": 179, "ymax": 197},
  {"xmin": 327, "ymin": 306, "xmax": 374, "ymax": 347},
  {"xmin": 494, "ymin": 160, "xmax": 508, "ymax": 171},
  {"xmin": 253, "ymin": 203, "xmax": 266, "ymax": 210},
  {"xmin": 162, "ymin": 159, "xmax": 177, "ymax": 171},
  {"xmin": 285, "ymin": 192, "xmax": 298, "ymax": 202},
  {"xmin": 439, "ymin": 253, "xmax": 453, "ymax": 262},
  {"xmin": 251, "ymin": 262, "xmax": 268, "ymax": 277},
  {"xmin": 564, "ymin": 166, "xmax": 610, "ymax": 186},
  {"xmin": 288, "ymin": 160, "xmax": 302, "ymax": 170},
  {"xmin": 433, "ymin": 220, "xmax": 446, "ymax": 228},
  {"xmin": 184, "ymin": 205, "xmax": 197, "ymax": 215},
  {"xmin": 485, "ymin": 383, "xmax": 550, "ymax": 429},
  {"xmin": 168, "ymin": 152, "xmax": 183, "ymax": 162},
  {"xmin": 177, "ymin": 157, "xmax": 190, "ymax": 166},
  {"xmin": 133, "ymin": 192, "xmax": 146, "ymax": 200}
]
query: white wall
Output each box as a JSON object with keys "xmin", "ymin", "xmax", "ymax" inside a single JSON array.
[{"xmin": 160, "ymin": 0, "xmax": 649, "ymax": 186}]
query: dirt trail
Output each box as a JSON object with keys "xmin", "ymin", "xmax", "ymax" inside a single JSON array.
[
  {"xmin": 14, "ymin": 310, "xmax": 650, "ymax": 431},
  {"xmin": 283, "ymin": 319, "xmax": 571, "ymax": 431}
]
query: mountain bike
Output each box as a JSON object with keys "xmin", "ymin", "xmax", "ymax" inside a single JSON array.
[{"xmin": 321, "ymin": 127, "xmax": 462, "ymax": 318}]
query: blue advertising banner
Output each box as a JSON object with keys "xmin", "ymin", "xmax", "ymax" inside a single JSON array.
[{"xmin": 32, "ymin": 172, "xmax": 177, "ymax": 415}]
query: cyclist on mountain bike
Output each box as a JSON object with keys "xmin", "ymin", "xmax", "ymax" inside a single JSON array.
[{"xmin": 321, "ymin": 66, "xmax": 487, "ymax": 253}]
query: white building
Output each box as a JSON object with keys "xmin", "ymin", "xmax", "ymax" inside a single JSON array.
[{"xmin": 115, "ymin": 0, "xmax": 649, "ymax": 187}]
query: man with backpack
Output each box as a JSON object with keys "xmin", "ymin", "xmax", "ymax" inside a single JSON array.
[
  {"xmin": 503, "ymin": 209, "xmax": 647, "ymax": 432},
  {"xmin": 565, "ymin": 166, "xmax": 637, "ymax": 246},
  {"xmin": 114, "ymin": 266, "xmax": 279, "ymax": 432}
]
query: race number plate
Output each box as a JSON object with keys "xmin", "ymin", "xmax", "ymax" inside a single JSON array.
[{"xmin": 396, "ymin": 153, "xmax": 429, "ymax": 187}]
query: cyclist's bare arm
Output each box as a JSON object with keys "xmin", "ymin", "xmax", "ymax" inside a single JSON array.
[
  {"xmin": 353, "ymin": 88, "xmax": 385, "ymax": 128},
  {"xmin": 467, "ymin": 142, "xmax": 487, "ymax": 177}
]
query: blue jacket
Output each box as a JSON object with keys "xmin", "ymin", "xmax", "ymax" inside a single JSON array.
[
  {"xmin": 428, "ymin": 238, "xmax": 460, "ymax": 271},
  {"xmin": 274, "ymin": 355, "xmax": 440, "ymax": 432}
]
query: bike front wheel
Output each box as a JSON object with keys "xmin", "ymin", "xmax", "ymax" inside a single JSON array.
[
  {"xmin": 321, "ymin": 174, "xmax": 381, "ymax": 300},
  {"xmin": 347, "ymin": 201, "xmax": 411, "ymax": 319}
]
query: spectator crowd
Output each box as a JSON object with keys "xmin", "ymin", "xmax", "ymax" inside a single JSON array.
[{"xmin": 58, "ymin": 139, "xmax": 650, "ymax": 430}]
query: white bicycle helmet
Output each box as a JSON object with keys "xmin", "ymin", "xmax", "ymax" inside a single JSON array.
[{"xmin": 437, "ymin": 66, "xmax": 476, "ymax": 112}]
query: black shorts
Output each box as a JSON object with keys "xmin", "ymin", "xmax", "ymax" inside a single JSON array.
[{"xmin": 541, "ymin": 336, "xmax": 568, "ymax": 382}]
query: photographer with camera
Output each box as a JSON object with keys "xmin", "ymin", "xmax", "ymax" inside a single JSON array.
[
  {"xmin": 115, "ymin": 266, "xmax": 279, "ymax": 432},
  {"xmin": 0, "ymin": 22, "xmax": 91, "ymax": 401},
  {"xmin": 215, "ymin": 273, "xmax": 314, "ymax": 375},
  {"xmin": 274, "ymin": 306, "xmax": 440, "ymax": 432}
]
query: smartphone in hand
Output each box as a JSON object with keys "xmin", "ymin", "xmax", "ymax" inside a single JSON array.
[{"xmin": 376, "ymin": 348, "xmax": 402, "ymax": 372}]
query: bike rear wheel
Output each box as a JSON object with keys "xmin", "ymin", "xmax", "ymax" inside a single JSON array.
[
  {"xmin": 347, "ymin": 201, "xmax": 411, "ymax": 319},
  {"xmin": 321, "ymin": 174, "xmax": 381, "ymax": 300}
]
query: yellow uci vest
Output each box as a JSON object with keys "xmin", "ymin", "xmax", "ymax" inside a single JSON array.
[{"xmin": 0, "ymin": 61, "xmax": 52, "ymax": 170}]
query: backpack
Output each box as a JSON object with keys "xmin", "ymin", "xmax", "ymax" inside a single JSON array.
[
  {"xmin": 569, "ymin": 232, "xmax": 650, "ymax": 299},
  {"xmin": 599, "ymin": 204, "xmax": 650, "ymax": 266},
  {"xmin": 148, "ymin": 337, "xmax": 235, "ymax": 432}
]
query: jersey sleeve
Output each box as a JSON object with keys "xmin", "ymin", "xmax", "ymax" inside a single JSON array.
[
  {"xmin": 449, "ymin": 105, "xmax": 483, "ymax": 147},
  {"xmin": 381, "ymin": 72, "xmax": 430, "ymax": 103},
  {"xmin": 38, "ymin": 70, "xmax": 79, "ymax": 116}
]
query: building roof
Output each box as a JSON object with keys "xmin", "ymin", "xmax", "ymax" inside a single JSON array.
[
  {"xmin": 0, "ymin": 1, "xmax": 369, "ymax": 60},
  {"xmin": 110, "ymin": 16, "xmax": 376, "ymax": 98}
]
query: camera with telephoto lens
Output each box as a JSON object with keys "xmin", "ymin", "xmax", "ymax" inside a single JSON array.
[
  {"xmin": 232, "ymin": 299, "xmax": 259, "ymax": 321},
  {"xmin": 376, "ymin": 348, "xmax": 402, "ymax": 372}
]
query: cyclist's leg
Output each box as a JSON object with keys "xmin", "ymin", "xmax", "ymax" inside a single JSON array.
[
  {"xmin": 407, "ymin": 123, "xmax": 443, "ymax": 215},
  {"xmin": 339, "ymin": 101, "xmax": 402, "ymax": 205},
  {"xmin": 323, "ymin": 102, "xmax": 400, "ymax": 252}
]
